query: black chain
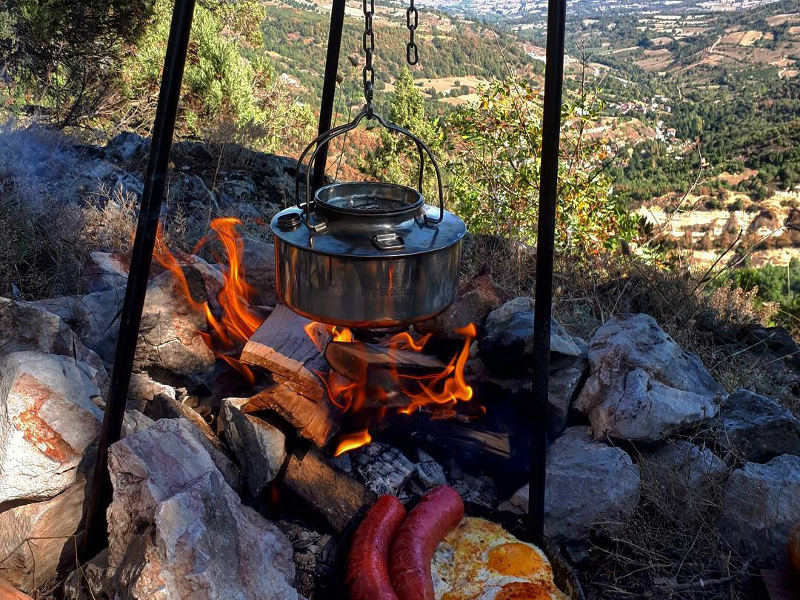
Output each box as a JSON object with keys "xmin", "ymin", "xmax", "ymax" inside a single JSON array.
[
  {"xmin": 362, "ymin": 0, "xmax": 375, "ymax": 107},
  {"xmin": 406, "ymin": 0, "xmax": 418, "ymax": 65}
]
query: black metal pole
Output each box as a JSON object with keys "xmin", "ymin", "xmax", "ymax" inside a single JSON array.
[
  {"xmin": 82, "ymin": 0, "xmax": 196, "ymax": 558},
  {"xmin": 529, "ymin": 0, "xmax": 567, "ymax": 545},
  {"xmin": 312, "ymin": 0, "xmax": 347, "ymax": 190}
]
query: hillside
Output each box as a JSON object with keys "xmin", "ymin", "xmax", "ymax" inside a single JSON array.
[{"xmin": 261, "ymin": 0, "xmax": 541, "ymax": 115}]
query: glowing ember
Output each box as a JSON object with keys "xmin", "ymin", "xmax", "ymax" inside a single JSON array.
[
  {"xmin": 307, "ymin": 322, "xmax": 477, "ymax": 453},
  {"xmin": 153, "ymin": 218, "xmax": 264, "ymax": 383}
]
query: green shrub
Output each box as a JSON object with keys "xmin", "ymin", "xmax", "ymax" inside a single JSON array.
[
  {"xmin": 122, "ymin": 0, "xmax": 314, "ymax": 153},
  {"xmin": 716, "ymin": 258, "xmax": 800, "ymax": 335},
  {"xmin": 446, "ymin": 77, "xmax": 635, "ymax": 254}
]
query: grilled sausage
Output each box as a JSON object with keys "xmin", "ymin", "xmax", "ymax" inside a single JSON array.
[
  {"xmin": 347, "ymin": 495, "xmax": 407, "ymax": 600},
  {"xmin": 389, "ymin": 486, "xmax": 464, "ymax": 600}
]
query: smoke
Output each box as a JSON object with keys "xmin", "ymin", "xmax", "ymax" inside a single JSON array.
[{"xmin": 0, "ymin": 121, "xmax": 143, "ymax": 212}]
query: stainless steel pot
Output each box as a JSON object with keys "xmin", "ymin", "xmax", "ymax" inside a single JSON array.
[{"xmin": 271, "ymin": 108, "xmax": 467, "ymax": 328}]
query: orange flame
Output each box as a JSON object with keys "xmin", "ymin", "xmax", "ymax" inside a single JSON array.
[
  {"xmin": 334, "ymin": 429, "xmax": 373, "ymax": 456},
  {"xmin": 309, "ymin": 322, "xmax": 477, "ymax": 454},
  {"xmin": 153, "ymin": 218, "xmax": 264, "ymax": 383}
]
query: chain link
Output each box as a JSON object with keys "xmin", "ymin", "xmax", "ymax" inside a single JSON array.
[
  {"xmin": 406, "ymin": 0, "xmax": 418, "ymax": 65},
  {"xmin": 362, "ymin": 0, "xmax": 376, "ymax": 107}
]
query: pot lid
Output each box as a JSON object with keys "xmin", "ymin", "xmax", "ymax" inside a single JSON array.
[{"xmin": 271, "ymin": 183, "xmax": 466, "ymax": 259}]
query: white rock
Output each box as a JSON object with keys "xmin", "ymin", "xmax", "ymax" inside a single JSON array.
[
  {"xmin": 575, "ymin": 314, "xmax": 723, "ymax": 441},
  {"xmin": 0, "ymin": 351, "xmax": 102, "ymax": 505},
  {"xmin": 577, "ymin": 368, "xmax": 719, "ymax": 442},
  {"xmin": 0, "ymin": 478, "xmax": 86, "ymax": 592},
  {"xmin": 0, "ymin": 297, "xmax": 109, "ymax": 392},
  {"xmin": 107, "ymin": 418, "xmax": 300, "ymax": 599}
]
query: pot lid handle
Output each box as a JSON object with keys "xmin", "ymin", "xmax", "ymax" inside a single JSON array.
[{"xmin": 294, "ymin": 106, "xmax": 445, "ymax": 226}]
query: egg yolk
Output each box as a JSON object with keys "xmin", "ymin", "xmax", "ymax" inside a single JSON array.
[
  {"xmin": 488, "ymin": 543, "xmax": 547, "ymax": 578},
  {"xmin": 495, "ymin": 581, "xmax": 552, "ymax": 600}
]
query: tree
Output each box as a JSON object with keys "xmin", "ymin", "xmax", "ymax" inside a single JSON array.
[
  {"xmin": 361, "ymin": 67, "xmax": 443, "ymax": 202},
  {"xmin": 445, "ymin": 77, "xmax": 634, "ymax": 254},
  {"xmin": 0, "ymin": 0, "xmax": 154, "ymax": 124}
]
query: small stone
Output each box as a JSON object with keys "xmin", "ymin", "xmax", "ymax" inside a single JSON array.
[
  {"xmin": 126, "ymin": 372, "xmax": 176, "ymax": 413},
  {"xmin": 81, "ymin": 251, "xmax": 128, "ymax": 292},
  {"xmin": 330, "ymin": 452, "xmax": 352, "ymax": 474},
  {"xmin": 63, "ymin": 549, "xmax": 111, "ymax": 600},
  {"xmin": 547, "ymin": 355, "xmax": 588, "ymax": 438},
  {"xmin": 452, "ymin": 473, "xmax": 498, "ymax": 509},
  {"xmin": 242, "ymin": 236, "xmax": 277, "ymax": 307},
  {"xmin": 417, "ymin": 272, "xmax": 503, "ymax": 339},
  {"xmin": 122, "ymin": 410, "xmax": 155, "ymax": 437},
  {"xmin": 499, "ymin": 427, "xmax": 640, "ymax": 546}
]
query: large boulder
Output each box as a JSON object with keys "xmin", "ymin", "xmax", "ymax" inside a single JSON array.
[
  {"xmin": 575, "ymin": 314, "xmax": 723, "ymax": 442},
  {"xmin": 719, "ymin": 454, "xmax": 800, "ymax": 566},
  {"xmin": 0, "ymin": 351, "xmax": 102, "ymax": 506},
  {"xmin": 107, "ymin": 418, "xmax": 300, "ymax": 599},
  {"xmin": 717, "ymin": 389, "xmax": 800, "ymax": 462},
  {"xmin": 33, "ymin": 263, "xmax": 223, "ymax": 376},
  {"xmin": 0, "ymin": 297, "xmax": 108, "ymax": 392},
  {"xmin": 499, "ymin": 427, "xmax": 640, "ymax": 546},
  {"xmin": 479, "ymin": 297, "xmax": 583, "ymax": 375},
  {"xmin": 0, "ymin": 478, "xmax": 87, "ymax": 592},
  {"xmin": 31, "ymin": 287, "xmax": 126, "ymax": 366},
  {"xmin": 220, "ymin": 397, "xmax": 287, "ymax": 498}
]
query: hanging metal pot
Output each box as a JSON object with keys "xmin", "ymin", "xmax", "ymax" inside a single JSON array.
[{"xmin": 271, "ymin": 108, "xmax": 467, "ymax": 328}]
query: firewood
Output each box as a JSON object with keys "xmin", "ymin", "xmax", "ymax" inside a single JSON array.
[
  {"xmin": 283, "ymin": 446, "xmax": 376, "ymax": 532},
  {"xmin": 243, "ymin": 381, "xmax": 340, "ymax": 448},
  {"xmin": 240, "ymin": 305, "xmax": 329, "ymax": 402},
  {"xmin": 325, "ymin": 340, "xmax": 446, "ymax": 374}
]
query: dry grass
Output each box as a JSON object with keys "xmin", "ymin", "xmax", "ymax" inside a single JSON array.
[{"xmin": 585, "ymin": 444, "xmax": 754, "ymax": 600}]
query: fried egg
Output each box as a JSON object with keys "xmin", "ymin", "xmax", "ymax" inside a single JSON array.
[{"xmin": 431, "ymin": 517, "xmax": 568, "ymax": 600}]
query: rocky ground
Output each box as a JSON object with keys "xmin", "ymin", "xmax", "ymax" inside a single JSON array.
[{"xmin": 0, "ymin": 126, "xmax": 799, "ymax": 599}]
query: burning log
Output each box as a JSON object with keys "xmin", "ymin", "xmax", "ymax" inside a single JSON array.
[
  {"xmin": 243, "ymin": 382, "xmax": 340, "ymax": 448},
  {"xmin": 324, "ymin": 342, "xmax": 448, "ymax": 410},
  {"xmin": 240, "ymin": 305, "xmax": 329, "ymax": 403},
  {"xmin": 283, "ymin": 446, "xmax": 376, "ymax": 532},
  {"xmin": 325, "ymin": 341, "xmax": 446, "ymax": 375}
]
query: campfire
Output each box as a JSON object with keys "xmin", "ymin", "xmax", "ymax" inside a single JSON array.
[{"xmin": 153, "ymin": 216, "xmax": 480, "ymax": 456}]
